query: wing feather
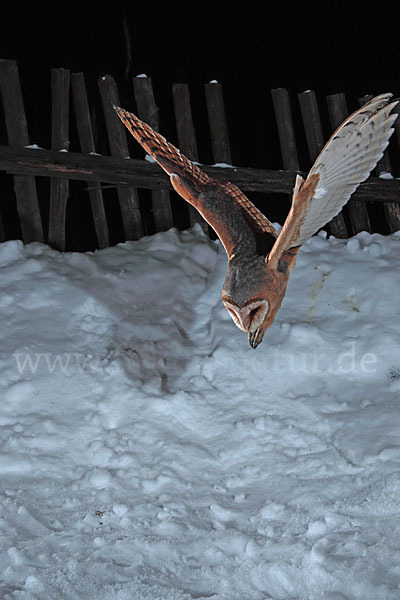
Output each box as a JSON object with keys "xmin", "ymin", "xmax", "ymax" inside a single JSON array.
[
  {"xmin": 114, "ymin": 106, "xmax": 277, "ymax": 258},
  {"xmin": 268, "ymin": 94, "xmax": 398, "ymax": 264}
]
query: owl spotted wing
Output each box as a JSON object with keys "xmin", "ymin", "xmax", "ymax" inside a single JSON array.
[
  {"xmin": 268, "ymin": 93, "xmax": 398, "ymax": 266},
  {"xmin": 114, "ymin": 106, "xmax": 277, "ymax": 259}
]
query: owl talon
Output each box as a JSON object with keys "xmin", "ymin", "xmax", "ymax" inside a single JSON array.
[{"xmin": 248, "ymin": 328, "xmax": 264, "ymax": 349}]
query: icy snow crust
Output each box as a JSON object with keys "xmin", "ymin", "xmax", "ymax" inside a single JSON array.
[{"xmin": 0, "ymin": 226, "xmax": 400, "ymax": 599}]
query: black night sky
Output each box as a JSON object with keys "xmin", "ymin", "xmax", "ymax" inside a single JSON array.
[{"xmin": 1, "ymin": 0, "xmax": 399, "ymax": 248}]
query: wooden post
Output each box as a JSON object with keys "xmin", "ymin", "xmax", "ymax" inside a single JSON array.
[
  {"xmin": 48, "ymin": 68, "xmax": 70, "ymax": 250},
  {"xmin": 133, "ymin": 76, "xmax": 174, "ymax": 232},
  {"xmin": 71, "ymin": 73, "xmax": 110, "ymax": 248},
  {"xmin": 204, "ymin": 82, "xmax": 232, "ymax": 164},
  {"xmin": 358, "ymin": 94, "xmax": 400, "ymax": 233},
  {"xmin": 271, "ymin": 88, "xmax": 300, "ymax": 172},
  {"xmin": 172, "ymin": 83, "xmax": 208, "ymax": 232},
  {"xmin": 98, "ymin": 75, "xmax": 143, "ymax": 240},
  {"xmin": 298, "ymin": 90, "xmax": 351, "ymax": 237},
  {"xmin": 326, "ymin": 92, "xmax": 371, "ymax": 235},
  {"xmin": 270, "ymin": 88, "xmax": 304, "ymax": 236},
  {"xmin": 382, "ymin": 195, "xmax": 400, "ymax": 233},
  {"xmin": 0, "ymin": 59, "xmax": 43, "ymax": 242},
  {"xmin": 298, "ymin": 90, "xmax": 325, "ymax": 161}
]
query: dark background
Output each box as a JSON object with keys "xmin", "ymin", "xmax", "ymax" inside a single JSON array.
[{"xmin": 0, "ymin": 1, "xmax": 399, "ymax": 248}]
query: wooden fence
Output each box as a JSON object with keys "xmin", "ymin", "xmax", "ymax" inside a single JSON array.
[{"xmin": 0, "ymin": 58, "xmax": 399, "ymax": 251}]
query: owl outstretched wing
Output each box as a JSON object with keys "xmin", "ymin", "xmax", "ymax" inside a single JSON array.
[
  {"xmin": 114, "ymin": 106, "xmax": 277, "ymax": 259},
  {"xmin": 268, "ymin": 93, "xmax": 398, "ymax": 266}
]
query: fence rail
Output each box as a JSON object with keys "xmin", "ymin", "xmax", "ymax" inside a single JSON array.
[
  {"xmin": 0, "ymin": 58, "xmax": 399, "ymax": 251},
  {"xmin": 1, "ymin": 145, "xmax": 400, "ymax": 201}
]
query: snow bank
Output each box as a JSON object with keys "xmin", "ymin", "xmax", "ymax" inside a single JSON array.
[{"xmin": 0, "ymin": 226, "xmax": 400, "ymax": 599}]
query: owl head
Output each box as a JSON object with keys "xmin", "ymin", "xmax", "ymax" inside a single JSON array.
[{"xmin": 222, "ymin": 249, "xmax": 299, "ymax": 348}]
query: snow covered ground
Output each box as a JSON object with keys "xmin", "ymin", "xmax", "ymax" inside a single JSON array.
[{"xmin": 0, "ymin": 224, "xmax": 400, "ymax": 600}]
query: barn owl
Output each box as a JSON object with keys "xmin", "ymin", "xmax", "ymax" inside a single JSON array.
[{"xmin": 114, "ymin": 94, "xmax": 397, "ymax": 348}]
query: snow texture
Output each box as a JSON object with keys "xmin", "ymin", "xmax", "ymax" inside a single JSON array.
[{"xmin": 0, "ymin": 225, "xmax": 400, "ymax": 599}]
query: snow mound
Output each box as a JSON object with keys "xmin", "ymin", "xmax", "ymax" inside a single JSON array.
[{"xmin": 0, "ymin": 226, "xmax": 400, "ymax": 599}]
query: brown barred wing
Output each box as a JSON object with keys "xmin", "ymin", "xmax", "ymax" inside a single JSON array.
[
  {"xmin": 114, "ymin": 106, "xmax": 277, "ymax": 258},
  {"xmin": 114, "ymin": 105, "xmax": 209, "ymax": 183}
]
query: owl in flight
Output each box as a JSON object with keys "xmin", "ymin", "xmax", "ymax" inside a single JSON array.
[{"xmin": 114, "ymin": 94, "xmax": 397, "ymax": 348}]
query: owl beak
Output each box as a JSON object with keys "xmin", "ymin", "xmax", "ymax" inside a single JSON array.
[{"xmin": 248, "ymin": 327, "xmax": 265, "ymax": 349}]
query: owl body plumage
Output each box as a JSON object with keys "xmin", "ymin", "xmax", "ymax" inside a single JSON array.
[{"xmin": 114, "ymin": 94, "xmax": 397, "ymax": 348}]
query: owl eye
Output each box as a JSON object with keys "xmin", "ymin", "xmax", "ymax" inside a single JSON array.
[
  {"xmin": 247, "ymin": 301, "xmax": 269, "ymax": 327},
  {"xmin": 250, "ymin": 307, "xmax": 261, "ymax": 320}
]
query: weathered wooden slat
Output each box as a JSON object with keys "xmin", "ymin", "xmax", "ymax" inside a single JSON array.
[
  {"xmin": 326, "ymin": 92, "xmax": 348, "ymax": 132},
  {"xmin": 0, "ymin": 59, "xmax": 43, "ymax": 242},
  {"xmin": 98, "ymin": 74, "xmax": 143, "ymax": 240},
  {"xmin": 358, "ymin": 94, "xmax": 400, "ymax": 233},
  {"xmin": 271, "ymin": 88, "xmax": 300, "ymax": 172},
  {"xmin": 298, "ymin": 90, "xmax": 325, "ymax": 162},
  {"xmin": 133, "ymin": 76, "xmax": 173, "ymax": 232},
  {"xmin": 172, "ymin": 84, "xmax": 199, "ymax": 162},
  {"xmin": 382, "ymin": 197, "xmax": 400, "ymax": 232},
  {"xmin": 172, "ymin": 83, "xmax": 208, "ymax": 232},
  {"xmin": 271, "ymin": 87, "xmax": 338, "ymax": 237},
  {"xmin": 2, "ymin": 145, "xmax": 400, "ymax": 204},
  {"xmin": 48, "ymin": 68, "xmax": 70, "ymax": 251},
  {"xmin": 298, "ymin": 90, "xmax": 350, "ymax": 237},
  {"xmin": 204, "ymin": 82, "xmax": 232, "ymax": 164},
  {"xmin": 71, "ymin": 73, "xmax": 110, "ymax": 248},
  {"xmin": 326, "ymin": 92, "xmax": 371, "ymax": 235},
  {"xmin": 270, "ymin": 88, "xmax": 305, "ymax": 238}
]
